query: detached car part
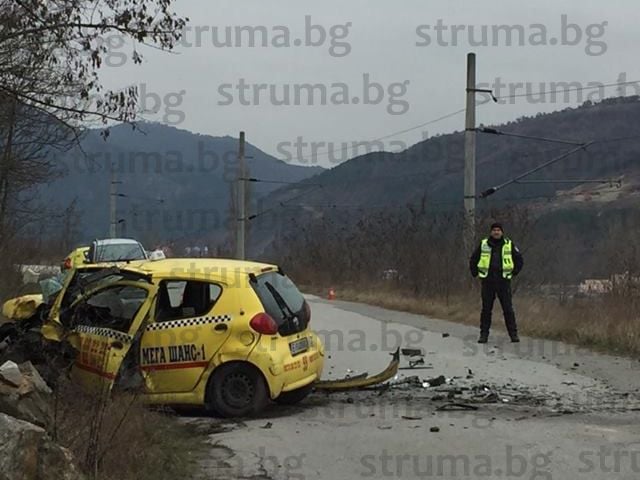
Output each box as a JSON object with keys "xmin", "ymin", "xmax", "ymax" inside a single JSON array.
[{"xmin": 314, "ymin": 348, "xmax": 400, "ymax": 391}]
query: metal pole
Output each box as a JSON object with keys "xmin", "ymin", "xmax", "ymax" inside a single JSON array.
[
  {"xmin": 109, "ymin": 163, "xmax": 117, "ymax": 238},
  {"xmin": 463, "ymin": 52, "xmax": 477, "ymax": 251},
  {"xmin": 236, "ymin": 131, "xmax": 246, "ymax": 260}
]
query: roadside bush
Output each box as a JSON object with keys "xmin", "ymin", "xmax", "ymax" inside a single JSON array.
[{"xmin": 51, "ymin": 379, "xmax": 205, "ymax": 480}]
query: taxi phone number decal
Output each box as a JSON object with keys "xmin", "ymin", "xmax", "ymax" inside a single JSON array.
[
  {"xmin": 284, "ymin": 352, "xmax": 320, "ymax": 372},
  {"xmin": 79, "ymin": 337, "xmax": 109, "ymax": 370}
]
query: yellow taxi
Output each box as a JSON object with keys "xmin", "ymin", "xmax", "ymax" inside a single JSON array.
[{"xmin": 44, "ymin": 258, "xmax": 324, "ymax": 417}]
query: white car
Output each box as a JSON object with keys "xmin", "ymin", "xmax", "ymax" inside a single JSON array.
[{"xmin": 86, "ymin": 238, "xmax": 148, "ymax": 263}]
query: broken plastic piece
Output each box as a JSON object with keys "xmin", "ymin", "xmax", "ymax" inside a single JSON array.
[
  {"xmin": 315, "ymin": 349, "xmax": 400, "ymax": 391},
  {"xmin": 436, "ymin": 403, "xmax": 479, "ymax": 411},
  {"xmin": 401, "ymin": 348, "xmax": 424, "ymax": 357}
]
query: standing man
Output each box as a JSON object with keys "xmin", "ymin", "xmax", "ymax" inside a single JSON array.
[{"xmin": 469, "ymin": 222, "xmax": 524, "ymax": 344}]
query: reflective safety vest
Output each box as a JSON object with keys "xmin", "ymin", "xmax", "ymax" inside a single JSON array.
[{"xmin": 477, "ymin": 238, "xmax": 514, "ymax": 279}]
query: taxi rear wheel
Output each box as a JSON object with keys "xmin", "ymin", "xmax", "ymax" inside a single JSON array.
[
  {"xmin": 207, "ymin": 363, "xmax": 268, "ymax": 417},
  {"xmin": 274, "ymin": 384, "xmax": 313, "ymax": 405}
]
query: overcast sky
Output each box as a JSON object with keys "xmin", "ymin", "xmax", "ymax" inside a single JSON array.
[{"xmin": 100, "ymin": 0, "xmax": 639, "ymax": 168}]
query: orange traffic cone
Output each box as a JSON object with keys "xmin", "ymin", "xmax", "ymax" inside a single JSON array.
[{"xmin": 328, "ymin": 287, "xmax": 336, "ymax": 300}]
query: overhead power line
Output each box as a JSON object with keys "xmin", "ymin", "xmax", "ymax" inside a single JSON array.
[
  {"xmin": 248, "ymin": 76, "xmax": 640, "ymax": 217},
  {"xmin": 254, "ymin": 129, "xmax": 640, "ymax": 217},
  {"xmin": 247, "ymin": 185, "xmax": 324, "ymax": 221},
  {"xmin": 115, "ymin": 193, "xmax": 165, "ymax": 203},
  {"xmin": 514, "ymin": 178, "xmax": 621, "ymax": 187},
  {"xmin": 240, "ymin": 177, "xmax": 323, "ymax": 186},
  {"xmin": 477, "ymin": 127, "xmax": 585, "ymax": 146},
  {"xmin": 495, "ymin": 79, "xmax": 640, "ymax": 100},
  {"xmin": 274, "ymin": 79, "xmax": 640, "ymax": 166},
  {"xmin": 479, "ymin": 142, "xmax": 594, "ymax": 198},
  {"xmin": 276, "ymin": 105, "xmax": 474, "ymax": 163}
]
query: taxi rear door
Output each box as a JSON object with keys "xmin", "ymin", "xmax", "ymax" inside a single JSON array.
[
  {"xmin": 67, "ymin": 281, "xmax": 157, "ymax": 393},
  {"xmin": 139, "ymin": 279, "xmax": 234, "ymax": 393}
]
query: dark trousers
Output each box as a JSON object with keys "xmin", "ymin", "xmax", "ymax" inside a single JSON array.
[{"xmin": 480, "ymin": 279, "xmax": 518, "ymax": 338}]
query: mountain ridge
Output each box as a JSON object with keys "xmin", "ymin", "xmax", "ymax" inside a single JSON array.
[{"xmin": 37, "ymin": 122, "xmax": 323, "ymax": 247}]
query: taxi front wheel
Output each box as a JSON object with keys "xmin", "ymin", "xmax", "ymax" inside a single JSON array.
[{"xmin": 207, "ymin": 363, "xmax": 269, "ymax": 418}]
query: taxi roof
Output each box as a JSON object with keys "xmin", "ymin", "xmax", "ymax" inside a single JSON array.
[{"xmin": 119, "ymin": 258, "xmax": 279, "ymax": 282}]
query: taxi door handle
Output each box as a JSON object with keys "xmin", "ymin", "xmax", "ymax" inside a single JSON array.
[
  {"xmin": 110, "ymin": 341, "xmax": 124, "ymax": 350},
  {"xmin": 214, "ymin": 324, "xmax": 228, "ymax": 332}
]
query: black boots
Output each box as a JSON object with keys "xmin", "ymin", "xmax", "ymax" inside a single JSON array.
[{"xmin": 477, "ymin": 334, "xmax": 519, "ymax": 343}]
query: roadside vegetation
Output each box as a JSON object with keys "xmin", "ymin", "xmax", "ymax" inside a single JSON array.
[
  {"xmin": 52, "ymin": 379, "xmax": 207, "ymax": 480},
  {"xmin": 0, "ymin": 0, "xmax": 186, "ymax": 275},
  {"xmin": 0, "ymin": 2, "xmax": 203, "ymax": 478},
  {"xmin": 276, "ymin": 204, "xmax": 640, "ymax": 358},
  {"xmin": 308, "ymin": 286, "xmax": 640, "ymax": 357}
]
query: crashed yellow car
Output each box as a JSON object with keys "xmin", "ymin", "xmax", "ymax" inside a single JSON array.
[{"xmin": 6, "ymin": 259, "xmax": 325, "ymax": 417}]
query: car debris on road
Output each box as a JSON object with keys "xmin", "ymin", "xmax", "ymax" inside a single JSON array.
[{"xmin": 314, "ymin": 349, "xmax": 400, "ymax": 391}]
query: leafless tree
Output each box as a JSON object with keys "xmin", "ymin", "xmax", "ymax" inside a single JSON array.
[
  {"xmin": 0, "ymin": 0, "xmax": 186, "ymax": 129},
  {"xmin": 0, "ymin": 0, "xmax": 186, "ymax": 250}
]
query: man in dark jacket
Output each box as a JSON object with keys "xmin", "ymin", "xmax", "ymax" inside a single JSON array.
[{"xmin": 469, "ymin": 222, "xmax": 524, "ymax": 343}]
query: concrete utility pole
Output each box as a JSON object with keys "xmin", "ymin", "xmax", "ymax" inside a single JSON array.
[
  {"xmin": 109, "ymin": 164, "xmax": 117, "ymax": 238},
  {"xmin": 236, "ymin": 131, "xmax": 246, "ymax": 260},
  {"xmin": 463, "ymin": 52, "xmax": 477, "ymax": 252}
]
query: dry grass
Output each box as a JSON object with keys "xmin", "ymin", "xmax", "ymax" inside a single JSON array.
[
  {"xmin": 51, "ymin": 379, "xmax": 207, "ymax": 480},
  {"xmin": 308, "ymin": 284, "xmax": 640, "ymax": 358}
]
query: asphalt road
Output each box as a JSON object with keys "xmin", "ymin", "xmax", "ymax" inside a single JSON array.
[{"xmin": 193, "ymin": 295, "xmax": 640, "ymax": 480}]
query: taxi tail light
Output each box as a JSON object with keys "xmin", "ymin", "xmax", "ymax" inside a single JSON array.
[
  {"xmin": 63, "ymin": 258, "xmax": 72, "ymax": 270},
  {"xmin": 250, "ymin": 313, "xmax": 279, "ymax": 335}
]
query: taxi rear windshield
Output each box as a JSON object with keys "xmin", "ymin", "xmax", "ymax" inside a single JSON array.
[{"xmin": 250, "ymin": 271, "xmax": 308, "ymax": 336}]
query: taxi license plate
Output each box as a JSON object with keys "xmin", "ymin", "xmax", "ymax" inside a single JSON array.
[{"xmin": 289, "ymin": 337, "xmax": 309, "ymax": 356}]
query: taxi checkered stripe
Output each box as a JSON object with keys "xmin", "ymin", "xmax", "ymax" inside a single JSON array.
[
  {"xmin": 145, "ymin": 315, "xmax": 232, "ymax": 331},
  {"xmin": 75, "ymin": 325, "xmax": 132, "ymax": 343}
]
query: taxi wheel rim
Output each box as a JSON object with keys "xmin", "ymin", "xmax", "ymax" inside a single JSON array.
[{"xmin": 222, "ymin": 372, "xmax": 254, "ymax": 408}]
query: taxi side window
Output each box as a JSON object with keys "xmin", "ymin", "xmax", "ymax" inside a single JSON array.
[
  {"xmin": 71, "ymin": 285, "xmax": 148, "ymax": 333},
  {"xmin": 155, "ymin": 280, "xmax": 222, "ymax": 322}
]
